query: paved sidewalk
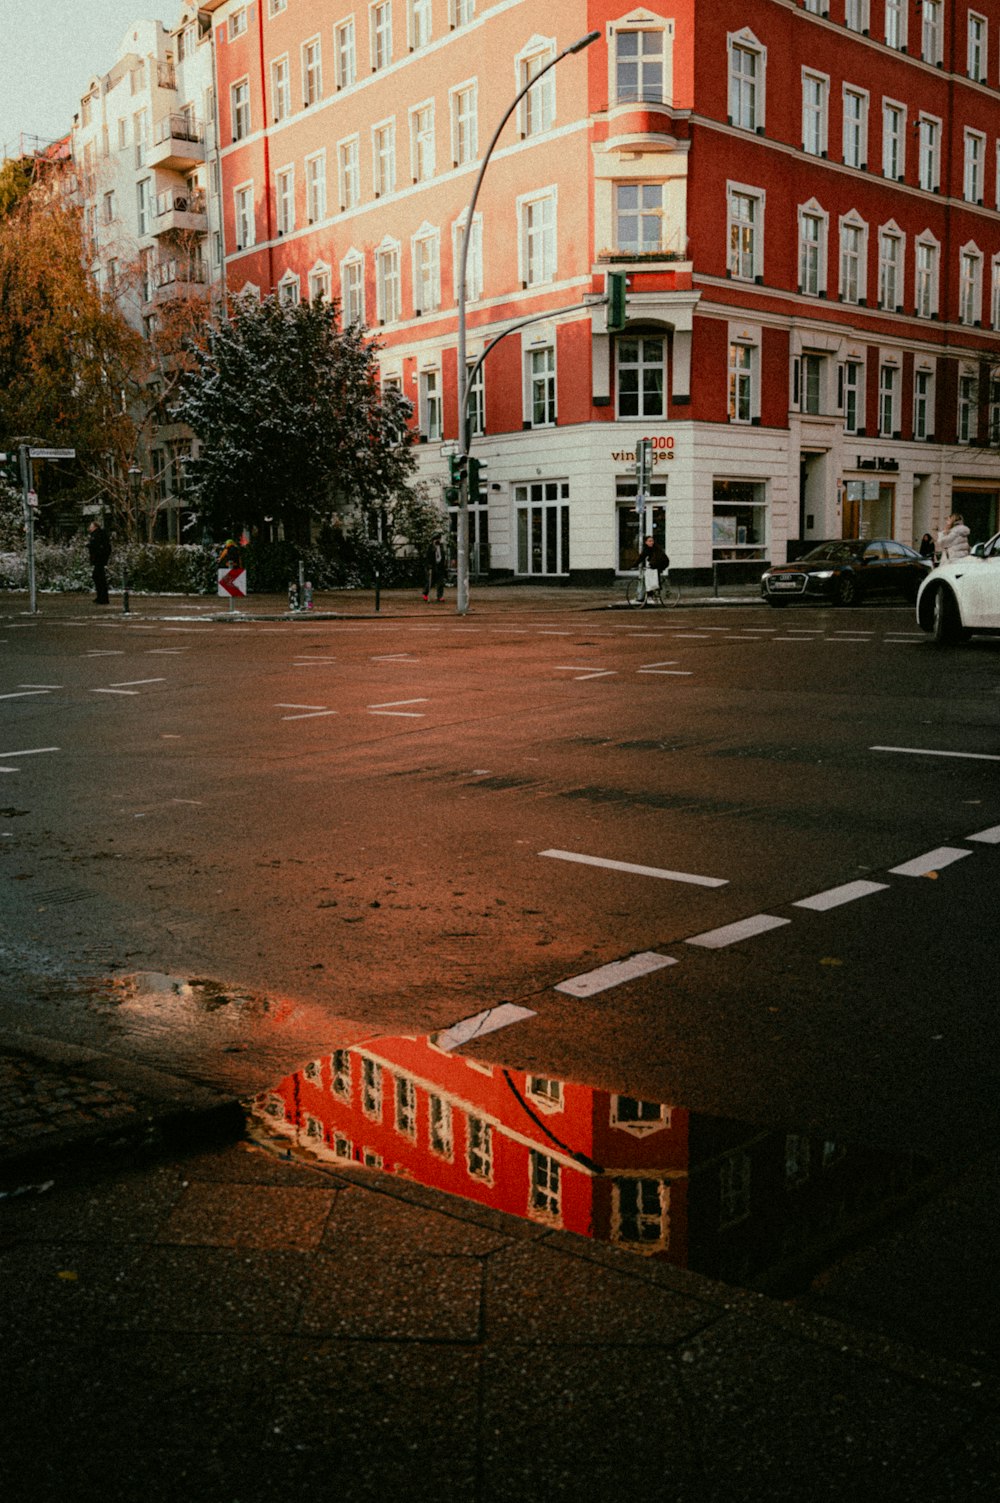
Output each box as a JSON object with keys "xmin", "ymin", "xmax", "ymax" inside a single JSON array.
[{"xmin": 1, "ymin": 1037, "xmax": 997, "ymax": 1503}]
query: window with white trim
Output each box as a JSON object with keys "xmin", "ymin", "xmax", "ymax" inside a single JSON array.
[
  {"xmin": 878, "ymin": 362, "xmax": 899, "ymax": 437},
  {"xmin": 519, "ymin": 39, "xmax": 556, "ymax": 136},
  {"xmin": 839, "ymin": 215, "xmax": 866, "ymax": 304},
  {"xmin": 528, "ymin": 1149, "xmax": 560, "ymax": 1218},
  {"xmin": 992, "ymin": 256, "xmax": 1000, "ymax": 329},
  {"xmin": 373, "ymin": 120, "xmax": 396, "ymax": 196},
  {"xmin": 617, "ymin": 335, "xmax": 665, "ymax": 418},
  {"xmin": 278, "ymin": 273, "xmax": 299, "ymax": 306},
  {"xmin": 136, "ymin": 178, "xmax": 151, "ymax": 236},
  {"xmin": 394, "ymin": 1075, "xmax": 416, "ymax": 1138},
  {"xmin": 230, "ymin": 6, "xmax": 247, "ymax": 40},
  {"xmin": 728, "ymin": 185, "xmax": 763, "ymax": 281},
  {"xmin": 429, "ymin": 1092, "xmax": 452, "ymax": 1156},
  {"xmin": 964, "ymin": 130, "xmax": 986, "ymax": 204},
  {"xmin": 844, "ymin": 0, "xmax": 868, "ymax": 32},
  {"xmin": 516, "ymin": 479, "xmax": 570, "ymax": 575},
  {"xmin": 798, "ymin": 205, "xmax": 827, "ymax": 296},
  {"xmin": 335, "ymin": 19, "xmax": 356, "ymax": 89},
  {"xmin": 234, "ymin": 182, "xmax": 255, "ymax": 248},
  {"xmin": 275, "ymin": 165, "xmax": 294, "ymax": 235},
  {"xmin": 338, "ymin": 136, "xmax": 360, "ymax": 210},
  {"xmin": 801, "ymin": 71, "xmax": 828, "ymax": 157},
  {"xmin": 921, "ymin": 0, "xmax": 942, "ymax": 65},
  {"xmin": 410, "ymin": 101, "xmax": 435, "ymax": 182},
  {"xmin": 409, "ymin": 0, "xmax": 432, "ymax": 50},
  {"xmin": 877, "ymin": 226, "xmax": 903, "ymax": 310},
  {"xmin": 728, "ymin": 33, "xmax": 764, "ymax": 132},
  {"xmin": 968, "ymin": 12, "xmax": 987, "ymax": 82},
  {"xmin": 467, "ymin": 1116, "xmax": 492, "ymax": 1180},
  {"xmin": 615, "ymin": 25, "xmax": 667, "ymax": 104},
  {"xmin": 375, "ymin": 241, "xmax": 400, "ymax": 322},
  {"xmin": 361, "ymin": 1057, "xmax": 382, "ymax": 1120},
  {"xmin": 466, "ymin": 360, "xmax": 485, "ymax": 437},
  {"xmin": 341, "ymin": 252, "xmax": 365, "ymax": 326},
  {"xmin": 527, "ymin": 344, "xmax": 556, "ymax": 426},
  {"xmin": 521, "ymin": 191, "xmax": 556, "ymax": 286},
  {"xmin": 615, "ymin": 182, "xmax": 664, "ymax": 254},
  {"xmin": 412, "ymin": 227, "xmax": 440, "ymax": 313},
  {"xmin": 918, "ymin": 115, "xmax": 940, "ymax": 191},
  {"xmin": 268, "ymin": 0, "xmax": 287, "ymax": 16},
  {"xmin": 884, "ymin": 0, "xmax": 906, "ymax": 50},
  {"xmin": 728, "ymin": 339, "xmax": 756, "ymax": 423},
  {"xmin": 231, "ymin": 78, "xmax": 251, "ymax": 141},
  {"xmin": 958, "ymin": 372, "xmax": 979, "ymax": 442},
  {"xmin": 960, "ymin": 246, "xmax": 983, "ymax": 325},
  {"xmin": 882, "ymin": 101, "xmax": 905, "ymax": 181},
  {"xmin": 453, "ymin": 213, "xmax": 483, "ymax": 302},
  {"xmin": 841, "ymin": 357, "xmax": 864, "ymax": 434},
  {"xmin": 308, "ymin": 263, "xmax": 332, "ymax": 302},
  {"xmin": 613, "ymin": 1178, "xmax": 669, "ymax": 1247},
  {"xmin": 842, "ymin": 87, "xmax": 867, "ymax": 170},
  {"xmin": 451, "ymin": 83, "xmax": 477, "ymax": 166},
  {"xmin": 793, "ymin": 351, "xmax": 826, "ymax": 415},
  {"xmin": 302, "ymin": 37, "xmax": 322, "ymax": 106},
  {"xmin": 913, "ymin": 366, "xmax": 934, "ymax": 439},
  {"xmin": 305, "ymin": 151, "xmax": 327, "ymax": 223},
  {"xmin": 451, "ymin": 0, "xmax": 475, "ymax": 26},
  {"xmin": 330, "ymin": 1049, "xmax": 351, "ymax": 1100},
  {"xmin": 371, "ymin": 2, "xmax": 392, "ymax": 71},
  {"xmin": 915, "ymin": 237, "xmax": 939, "ymax": 318},
  {"xmin": 271, "ymin": 55, "xmax": 291, "ymax": 122}
]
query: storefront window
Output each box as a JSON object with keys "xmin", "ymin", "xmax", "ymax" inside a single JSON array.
[
  {"xmin": 616, "ymin": 475, "xmax": 668, "ymax": 571},
  {"xmin": 712, "ymin": 479, "xmax": 767, "ymax": 560},
  {"xmin": 515, "ymin": 480, "xmax": 570, "ymax": 575}
]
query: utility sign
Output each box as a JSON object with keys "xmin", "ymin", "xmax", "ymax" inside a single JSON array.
[
  {"xmin": 217, "ymin": 568, "xmax": 247, "ymax": 598},
  {"xmin": 28, "ymin": 447, "xmax": 76, "ymax": 460}
]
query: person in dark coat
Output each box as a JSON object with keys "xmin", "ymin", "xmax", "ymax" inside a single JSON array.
[
  {"xmin": 87, "ymin": 520, "xmax": 111, "ymax": 604},
  {"xmin": 635, "ymin": 534, "xmax": 670, "ymax": 576},
  {"xmin": 423, "ymin": 531, "xmax": 448, "ymax": 601}
]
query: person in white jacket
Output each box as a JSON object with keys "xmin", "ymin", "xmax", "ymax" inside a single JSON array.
[{"xmin": 936, "ymin": 513, "xmax": 971, "ymax": 563}]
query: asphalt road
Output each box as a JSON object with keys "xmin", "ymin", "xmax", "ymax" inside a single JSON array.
[{"xmin": 2, "ymin": 593, "xmax": 998, "ymax": 1168}]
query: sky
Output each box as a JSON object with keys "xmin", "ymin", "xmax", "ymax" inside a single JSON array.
[{"xmin": 0, "ymin": 1, "xmax": 178, "ymax": 158}]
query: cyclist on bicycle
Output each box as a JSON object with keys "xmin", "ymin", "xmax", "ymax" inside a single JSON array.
[{"xmin": 635, "ymin": 534, "xmax": 670, "ymax": 584}]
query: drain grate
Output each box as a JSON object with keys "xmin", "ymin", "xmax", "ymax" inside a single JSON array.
[{"xmin": 31, "ymin": 886, "xmax": 93, "ymax": 907}]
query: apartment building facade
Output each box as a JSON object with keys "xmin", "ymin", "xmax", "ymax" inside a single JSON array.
[
  {"xmin": 73, "ymin": 9, "xmax": 224, "ymax": 538},
  {"xmin": 199, "ymin": 1, "xmax": 1000, "ymax": 577}
]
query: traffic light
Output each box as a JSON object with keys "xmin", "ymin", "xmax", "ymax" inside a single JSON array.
[
  {"xmin": 468, "ymin": 456, "xmax": 488, "ymax": 500},
  {"xmin": 606, "ymin": 271, "xmax": 628, "ymax": 332},
  {"xmin": 445, "ymin": 451, "xmax": 467, "ymax": 505},
  {"xmin": 0, "ymin": 450, "xmax": 21, "ymax": 488}
]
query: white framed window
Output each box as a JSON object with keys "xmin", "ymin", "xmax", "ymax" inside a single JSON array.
[
  {"xmin": 231, "ymin": 78, "xmax": 251, "ymax": 141},
  {"xmin": 409, "ymin": 0, "xmax": 432, "ymax": 50},
  {"xmin": 992, "ymin": 256, "xmax": 1000, "ymax": 329},
  {"xmin": 275, "ymin": 165, "xmax": 294, "ymax": 234},
  {"xmin": 528, "ymin": 1150, "xmax": 561, "ymax": 1219},
  {"xmin": 305, "ymin": 150, "xmax": 327, "ymax": 223},
  {"xmin": 968, "ymin": 12, "xmax": 987, "ymax": 82},
  {"xmin": 844, "ymin": 0, "xmax": 868, "ymax": 32},
  {"xmin": 617, "ymin": 335, "xmax": 665, "ymax": 419},
  {"xmin": 373, "ymin": 120, "xmax": 396, "ymax": 197},
  {"xmin": 136, "ymin": 178, "xmax": 151, "ymax": 236},
  {"xmin": 798, "ymin": 203, "xmax": 827, "ymax": 296},
  {"xmin": 793, "ymin": 351, "xmax": 827, "ymax": 415},
  {"xmin": 451, "ymin": 82, "xmax": 477, "ymax": 166},
  {"xmin": 803, "ymin": 0, "xmax": 823, "ymax": 13},
  {"xmin": 914, "ymin": 236, "xmax": 939, "ymax": 318},
  {"xmin": 801, "ymin": 70, "xmax": 828, "ymax": 157},
  {"xmin": 467, "ymin": 1116, "xmax": 492, "ymax": 1180},
  {"xmin": 338, "ymin": 135, "xmax": 360, "ymax": 210},
  {"xmin": 361, "ymin": 1057, "xmax": 382, "ymax": 1120},
  {"xmin": 879, "ymin": 362, "xmax": 899, "ymax": 437},
  {"xmin": 877, "ymin": 225, "xmax": 904, "ymax": 310},
  {"xmin": 371, "ymin": 2, "xmax": 392, "ymax": 71},
  {"xmin": 341, "ymin": 251, "xmax": 365, "ymax": 326},
  {"xmin": 519, "ymin": 39, "xmax": 556, "ymax": 137},
  {"xmin": 331, "ymin": 1049, "xmax": 351, "ymax": 1101},
  {"xmin": 271, "ymin": 55, "xmax": 291, "ymax": 122},
  {"xmin": 913, "ymin": 366, "xmax": 934, "ymax": 439},
  {"xmin": 614, "ymin": 24, "xmax": 668, "ymax": 104},
  {"xmin": 841, "ymin": 357, "xmax": 864, "ymax": 435},
  {"xmin": 234, "ymin": 182, "xmax": 255, "ymax": 249},
  {"xmin": 268, "ymin": 0, "xmax": 287, "ymax": 15},
  {"xmin": 842, "ymin": 86, "xmax": 867, "ymax": 170},
  {"xmin": 960, "ymin": 245, "xmax": 983, "ymax": 326},
  {"xmin": 728, "ymin": 340, "xmax": 756, "ymax": 423},
  {"xmin": 410, "ymin": 101, "xmax": 435, "ymax": 182},
  {"xmin": 466, "ymin": 360, "xmax": 485, "ymax": 437},
  {"xmin": 230, "ymin": 6, "xmax": 247, "ymax": 40},
  {"xmin": 526, "ymin": 1077, "xmax": 563, "ymax": 1110},
  {"xmin": 728, "ymin": 32, "xmax": 765, "ymax": 133},
  {"xmin": 615, "ymin": 182, "xmax": 664, "ymax": 254},
  {"xmin": 918, "ymin": 115, "xmax": 941, "ymax": 191},
  {"xmin": 412, "ymin": 226, "xmax": 440, "ymax": 313},
  {"xmin": 958, "ymin": 370, "xmax": 979, "ymax": 442},
  {"xmin": 308, "ymin": 262, "xmax": 332, "ymax": 302},
  {"xmin": 335, "ymin": 19, "xmax": 356, "ymax": 89},
  {"xmin": 394, "ymin": 1075, "xmax": 416, "ymax": 1139},
  {"xmin": 964, "ymin": 130, "xmax": 986, "ymax": 204},
  {"xmin": 133, "ymin": 109, "xmax": 148, "ymax": 168},
  {"xmin": 727, "ymin": 184, "xmax": 763, "ymax": 281},
  {"xmin": 527, "ymin": 344, "xmax": 556, "ymax": 425},
  {"xmin": 882, "ymin": 101, "xmax": 905, "ymax": 181},
  {"xmin": 429, "ymin": 1092, "xmax": 452, "ymax": 1156},
  {"xmin": 302, "ymin": 37, "xmax": 322, "ymax": 106},
  {"xmin": 839, "ymin": 214, "xmax": 867, "ymax": 304},
  {"xmin": 453, "ymin": 212, "xmax": 483, "ymax": 301},
  {"xmin": 277, "ymin": 271, "xmax": 300, "ymax": 306},
  {"xmin": 613, "ymin": 1178, "xmax": 669, "ymax": 1248},
  {"xmin": 515, "ymin": 479, "xmax": 571, "ymax": 576},
  {"xmin": 451, "ymin": 0, "xmax": 475, "ymax": 27},
  {"xmin": 520, "ymin": 190, "xmax": 556, "ymax": 286},
  {"xmin": 921, "ymin": 0, "xmax": 943, "ymax": 65},
  {"xmin": 884, "ymin": 0, "xmax": 907, "ymax": 50},
  {"xmin": 375, "ymin": 240, "xmax": 401, "ymax": 322}
]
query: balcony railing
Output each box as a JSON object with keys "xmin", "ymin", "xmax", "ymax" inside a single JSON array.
[
  {"xmin": 155, "ymin": 113, "xmax": 202, "ymax": 146},
  {"xmin": 155, "ymin": 258, "xmax": 208, "ymax": 290},
  {"xmin": 155, "ymin": 187, "xmax": 207, "ymax": 218}
]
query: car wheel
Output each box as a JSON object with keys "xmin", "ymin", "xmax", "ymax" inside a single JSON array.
[
  {"xmin": 835, "ymin": 574, "xmax": 858, "ymax": 606},
  {"xmin": 930, "ymin": 585, "xmax": 966, "ymax": 645}
]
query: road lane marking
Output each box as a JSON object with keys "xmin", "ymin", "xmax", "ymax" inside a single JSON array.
[
  {"xmin": 872, "ymin": 745, "xmax": 1000, "ymax": 763},
  {"xmin": 556, "ymin": 952, "xmax": 677, "ymax": 998},
  {"xmin": 540, "ymin": 849, "xmax": 727, "ymax": 887},
  {"xmin": 281, "ymin": 709, "xmax": 338, "ymax": 720},
  {"xmin": 889, "ymin": 847, "xmax": 973, "ymax": 877},
  {"xmin": 84, "ymin": 651, "xmax": 124, "ymax": 656},
  {"xmin": 638, "ymin": 661, "xmax": 679, "ymax": 669},
  {"xmin": 0, "ymin": 690, "xmax": 52, "ymax": 701},
  {"xmin": 369, "ymin": 698, "xmax": 429, "ymax": 708},
  {"xmin": 433, "ymin": 1004, "xmax": 537, "ymax": 1051},
  {"xmin": 968, "ymin": 824, "xmax": 1000, "ymax": 844},
  {"xmin": 638, "ymin": 669, "xmax": 692, "ymax": 676},
  {"xmin": 0, "ymin": 746, "xmax": 60, "ymax": 773},
  {"xmin": 793, "ymin": 880, "xmax": 890, "ymax": 911},
  {"xmin": 92, "ymin": 688, "xmax": 139, "ymax": 695},
  {"xmin": 371, "ymin": 654, "xmax": 418, "ymax": 661},
  {"xmin": 108, "ymin": 679, "xmax": 166, "ymax": 688},
  {"xmin": 18, "ymin": 683, "xmax": 62, "ymax": 689},
  {"xmin": 686, "ymin": 914, "xmax": 791, "ymax": 948}
]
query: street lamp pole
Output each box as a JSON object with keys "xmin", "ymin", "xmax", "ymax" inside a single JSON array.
[{"xmin": 454, "ymin": 27, "xmax": 600, "ymax": 615}]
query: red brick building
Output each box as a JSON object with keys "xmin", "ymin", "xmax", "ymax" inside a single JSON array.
[{"xmin": 204, "ymin": 0, "xmax": 1000, "ymax": 580}]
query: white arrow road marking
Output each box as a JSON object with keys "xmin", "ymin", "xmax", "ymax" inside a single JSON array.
[{"xmin": 540, "ymin": 849, "xmax": 727, "ymax": 887}]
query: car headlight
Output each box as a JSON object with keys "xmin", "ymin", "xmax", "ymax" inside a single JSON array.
[{"xmin": 812, "ymin": 570, "xmax": 835, "ymax": 579}]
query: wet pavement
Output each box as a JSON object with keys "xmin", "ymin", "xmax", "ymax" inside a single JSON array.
[{"xmin": 2, "ymin": 1027, "xmax": 999, "ymax": 1501}]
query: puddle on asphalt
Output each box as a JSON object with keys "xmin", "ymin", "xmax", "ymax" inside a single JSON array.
[
  {"xmin": 249, "ymin": 1028, "xmax": 941, "ymax": 1295},
  {"xmin": 89, "ymin": 971, "xmax": 287, "ymax": 1018}
]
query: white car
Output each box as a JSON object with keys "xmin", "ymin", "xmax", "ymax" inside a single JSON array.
[{"xmin": 916, "ymin": 531, "xmax": 1000, "ymax": 643}]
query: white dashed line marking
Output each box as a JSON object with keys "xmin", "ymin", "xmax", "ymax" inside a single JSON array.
[
  {"xmin": 968, "ymin": 824, "xmax": 1000, "ymax": 844},
  {"xmin": 281, "ymin": 709, "xmax": 338, "ymax": 720},
  {"xmin": 433, "ymin": 1004, "xmax": 537, "ymax": 1051},
  {"xmin": 555, "ymin": 952, "xmax": 677, "ymax": 998},
  {"xmin": 793, "ymin": 880, "xmax": 890, "ymax": 911},
  {"xmin": 540, "ymin": 849, "xmax": 727, "ymax": 887},
  {"xmin": 889, "ymin": 847, "xmax": 973, "ymax": 877},
  {"xmin": 0, "ymin": 690, "xmax": 52, "ymax": 701},
  {"xmin": 686, "ymin": 914, "xmax": 791, "ymax": 949},
  {"xmin": 0, "ymin": 746, "xmax": 59, "ymax": 773},
  {"xmin": 872, "ymin": 745, "xmax": 1000, "ymax": 763},
  {"xmin": 109, "ymin": 679, "xmax": 166, "ymax": 688}
]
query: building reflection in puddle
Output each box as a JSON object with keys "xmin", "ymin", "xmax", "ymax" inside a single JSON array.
[{"xmin": 250, "ymin": 1031, "xmax": 938, "ymax": 1293}]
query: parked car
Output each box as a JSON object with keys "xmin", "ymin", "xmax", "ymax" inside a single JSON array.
[
  {"xmin": 760, "ymin": 539, "xmax": 932, "ymax": 607},
  {"xmin": 915, "ymin": 531, "xmax": 1000, "ymax": 644}
]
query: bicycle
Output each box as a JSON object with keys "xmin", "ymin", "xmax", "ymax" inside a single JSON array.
[{"xmin": 625, "ymin": 567, "xmax": 680, "ymax": 607}]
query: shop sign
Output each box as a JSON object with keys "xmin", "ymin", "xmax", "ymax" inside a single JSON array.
[{"xmin": 611, "ymin": 435, "xmax": 676, "ymax": 464}]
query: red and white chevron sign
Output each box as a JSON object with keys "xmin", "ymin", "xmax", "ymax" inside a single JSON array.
[{"xmin": 217, "ymin": 568, "xmax": 247, "ymax": 598}]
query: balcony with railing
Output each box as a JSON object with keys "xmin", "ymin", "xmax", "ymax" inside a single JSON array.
[
  {"xmin": 153, "ymin": 257, "xmax": 209, "ymax": 300},
  {"xmin": 148, "ymin": 113, "xmax": 205, "ymax": 170},
  {"xmin": 153, "ymin": 187, "xmax": 208, "ymax": 235}
]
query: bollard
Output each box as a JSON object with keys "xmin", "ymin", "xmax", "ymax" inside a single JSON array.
[
  {"xmin": 374, "ymin": 567, "xmax": 381, "ymax": 614},
  {"xmin": 122, "ymin": 564, "xmax": 130, "ymax": 615}
]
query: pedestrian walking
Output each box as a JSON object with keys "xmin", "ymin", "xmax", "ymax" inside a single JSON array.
[
  {"xmin": 87, "ymin": 519, "xmax": 111, "ymax": 604},
  {"xmin": 936, "ymin": 513, "xmax": 971, "ymax": 563},
  {"xmin": 423, "ymin": 531, "xmax": 448, "ymax": 601},
  {"xmin": 918, "ymin": 532, "xmax": 935, "ymax": 560}
]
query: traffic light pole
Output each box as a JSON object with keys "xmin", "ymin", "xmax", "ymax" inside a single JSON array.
[{"xmin": 19, "ymin": 446, "xmax": 37, "ymax": 615}]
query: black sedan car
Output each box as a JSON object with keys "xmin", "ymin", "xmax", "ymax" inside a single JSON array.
[{"xmin": 760, "ymin": 539, "xmax": 932, "ymax": 607}]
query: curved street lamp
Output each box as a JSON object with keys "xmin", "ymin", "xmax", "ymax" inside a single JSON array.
[{"xmin": 454, "ymin": 27, "xmax": 601, "ymax": 614}]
